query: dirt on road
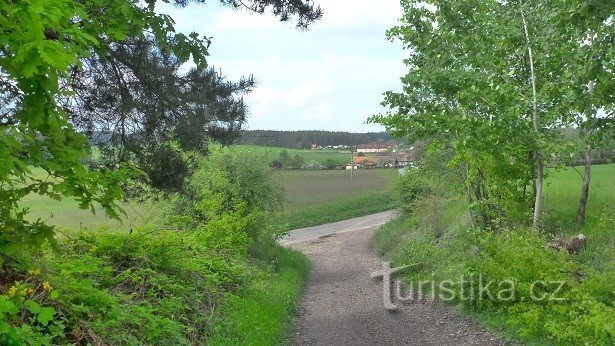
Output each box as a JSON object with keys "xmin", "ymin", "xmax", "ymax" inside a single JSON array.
[{"xmin": 284, "ymin": 214, "xmax": 501, "ymax": 345}]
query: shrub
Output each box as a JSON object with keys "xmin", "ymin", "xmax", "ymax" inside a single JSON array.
[
  {"xmin": 301, "ymin": 160, "xmax": 325, "ymax": 170},
  {"xmin": 167, "ymin": 149, "xmax": 284, "ymax": 234},
  {"xmin": 375, "ymin": 163, "xmax": 615, "ymax": 345},
  {"xmin": 1, "ymin": 149, "xmax": 304, "ymax": 345}
]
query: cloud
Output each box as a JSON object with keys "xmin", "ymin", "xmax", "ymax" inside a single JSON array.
[{"xmin": 157, "ymin": 1, "xmax": 406, "ymax": 132}]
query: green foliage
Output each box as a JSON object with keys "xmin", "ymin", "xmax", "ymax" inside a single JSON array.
[
  {"xmin": 208, "ymin": 243, "xmax": 309, "ymax": 344},
  {"xmin": 167, "ymin": 149, "xmax": 284, "ymax": 230},
  {"xmin": 290, "ymin": 154, "xmax": 306, "ymax": 169},
  {"xmin": 374, "ymin": 164, "xmax": 615, "ymax": 345},
  {"xmin": 0, "ymin": 266, "xmax": 63, "ymax": 345},
  {"xmin": 370, "ymin": 0, "xmax": 614, "ymax": 228},
  {"xmin": 1, "ymin": 150, "xmax": 309, "ymax": 344},
  {"xmin": 395, "ymin": 169, "xmax": 429, "ymax": 214},
  {"xmin": 0, "ymin": 0, "xmax": 207, "ymax": 252},
  {"xmin": 322, "ymin": 158, "xmax": 342, "ymax": 170},
  {"xmin": 0, "ymin": 0, "xmax": 323, "ymax": 253}
]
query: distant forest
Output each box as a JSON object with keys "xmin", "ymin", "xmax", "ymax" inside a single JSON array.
[{"xmin": 238, "ymin": 130, "xmax": 395, "ymax": 149}]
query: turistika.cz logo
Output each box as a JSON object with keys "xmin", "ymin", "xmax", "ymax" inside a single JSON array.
[{"xmin": 371, "ymin": 262, "xmax": 567, "ymax": 310}]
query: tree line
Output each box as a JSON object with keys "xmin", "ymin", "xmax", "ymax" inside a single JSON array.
[{"xmin": 238, "ymin": 130, "xmax": 394, "ymax": 148}]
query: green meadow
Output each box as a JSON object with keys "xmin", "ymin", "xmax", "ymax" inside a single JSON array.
[
  {"xmin": 21, "ymin": 156, "xmax": 399, "ymax": 232},
  {"xmin": 233, "ymin": 145, "xmax": 352, "ymax": 163}
]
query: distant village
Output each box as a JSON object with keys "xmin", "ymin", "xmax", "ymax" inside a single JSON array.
[{"xmin": 310, "ymin": 140, "xmax": 420, "ymax": 170}]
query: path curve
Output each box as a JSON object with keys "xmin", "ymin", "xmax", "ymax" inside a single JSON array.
[
  {"xmin": 279, "ymin": 210, "xmax": 398, "ymax": 245},
  {"xmin": 284, "ymin": 212, "xmax": 500, "ymax": 345}
]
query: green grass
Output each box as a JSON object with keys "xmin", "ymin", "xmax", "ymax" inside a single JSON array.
[
  {"xmin": 373, "ymin": 163, "xmax": 615, "ymax": 344},
  {"xmin": 275, "ymin": 168, "xmax": 399, "ymax": 230},
  {"xmin": 18, "ymin": 167, "xmax": 151, "ymax": 231},
  {"xmin": 233, "ymin": 144, "xmax": 352, "ymax": 163},
  {"xmin": 542, "ymin": 164, "xmax": 615, "ymax": 272},
  {"xmin": 21, "ymin": 193, "xmax": 151, "ymax": 231},
  {"xmin": 209, "ymin": 245, "xmax": 309, "ymax": 345}
]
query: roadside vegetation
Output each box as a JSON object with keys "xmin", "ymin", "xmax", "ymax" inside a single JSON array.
[
  {"xmin": 374, "ymin": 160, "xmax": 614, "ymax": 344},
  {"xmin": 1, "ymin": 150, "xmax": 311, "ymax": 344},
  {"xmin": 370, "ymin": 1, "xmax": 614, "ymax": 344},
  {"xmin": 1, "ymin": 0, "xmax": 324, "ymax": 344},
  {"xmin": 6, "ymin": 147, "xmax": 397, "ymax": 344}
]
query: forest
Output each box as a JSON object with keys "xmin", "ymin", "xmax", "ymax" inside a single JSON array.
[{"xmin": 238, "ymin": 130, "xmax": 393, "ymax": 148}]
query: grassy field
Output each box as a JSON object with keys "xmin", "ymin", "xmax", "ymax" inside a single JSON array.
[
  {"xmin": 21, "ymin": 193, "xmax": 151, "ymax": 231},
  {"xmin": 280, "ymin": 169, "xmax": 398, "ymax": 210},
  {"xmin": 21, "ymin": 163, "xmax": 399, "ymax": 232},
  {"xmin": 20, "ymin": 167, "xmax": 152, "ymax": 230},
  {"xmin": 273, "ymin": 168, "xmax": 399, "ymax": 229},
  {"xmin": 542, "ymin": 164, "xmax": 615, "ymax": 271},
  {"xmin": 233, "ymin": 145, "xmax": 351, "ymax": 163}
]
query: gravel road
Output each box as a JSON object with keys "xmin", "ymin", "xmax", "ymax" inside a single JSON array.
[{"xmin": 283, "ymin": 212, "xmax": 500, "ymax": 345}]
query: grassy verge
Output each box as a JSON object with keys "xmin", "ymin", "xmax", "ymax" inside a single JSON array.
[
  {"xmin": 209, "ymin": 245, "xmax": 309, "ymax": 344},
  {"xmin": 2, "ymin": 150, "xmax": 311, "ymax": 345},
  {"xmin": 373, "ymin": 165, "xmax": 615, "ymax": 345}
]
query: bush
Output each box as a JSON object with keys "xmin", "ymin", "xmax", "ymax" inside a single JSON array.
[
  {"xmin": 395, "ymin": 168, "xmax": 431, "ymax": 213},
  {"xmin": 1, "ymin": 149, "xmax": 307, "ymax": 345},
  {"xmin": 301, "ymin": 160, "xmax": 325, "ymax": 170},
  {"xmin": 374, "ymin": 196, "xmax": 615, "ymax": 345},
  {"xmin": 462, "ymin": 229, "xmax": 614, "ymax": 344},
  {"xmin": 166, "ymin": 149, "xmax": 284, "ymax": 234}
]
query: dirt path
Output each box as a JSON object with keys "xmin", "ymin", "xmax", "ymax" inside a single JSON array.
[{"xmin": 284, "ymin": 213, "xmax": 499, "ymax": 345}]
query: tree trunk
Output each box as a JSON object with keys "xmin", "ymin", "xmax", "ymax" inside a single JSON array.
[
  {"xmin": 577, "ymin": 148, "xmax": 592, "ymax": 224},
  {"xmin": 521, "ymin": 9, "xmax": 543, "ymax": 229},
  {"xmin": 577, "ymin": 80, "xmax": 596, "ymax": 224},
  {"xmin": 463, "ymin": 163, "xmax": 477, "ymax": 229}
]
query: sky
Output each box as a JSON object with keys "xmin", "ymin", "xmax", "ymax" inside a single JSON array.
[{"xmin": 156, "ymin": 1, "xmax": 406, "ymax": 132}]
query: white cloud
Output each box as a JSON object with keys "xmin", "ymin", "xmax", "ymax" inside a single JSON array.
[{"xmin": 157, "ymin": 1, "xmax": 406, "ymax": 132}]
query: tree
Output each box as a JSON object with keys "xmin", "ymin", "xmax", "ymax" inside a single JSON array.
[
  {"xmin": 323, "ymin": 159, "xmax": 340, "ymax": 170},
  {"xmin": 0, "ymin": 0, "xmax": 322, "ymax": 252},
  {"xmin": 371, "ymin": 0, "xmax": 575, "ymax": 229},
  {"xmin": 553, "ymin": 0, "xmax": 615, "ymax": 224},
  {"xmin": 290, "ymin": 154, "xmax": 305, "ymax": 169},
  {"xmin": 519, "ymin": 7, "xmax": 543, "ymax": 229},
  {"xmin": 279, "ymin": 149, "xmax": 292, "ymax": 168},
  {"xmin": 67, "ymin": 36, "xmax": 256, "ymax": 191}
]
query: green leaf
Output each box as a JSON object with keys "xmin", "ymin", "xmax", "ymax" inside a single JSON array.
[
  {"xmin": 24, "ymin": 300, "xmax": 41, "ymax": 314},
  {"xmin": 0, "ymin": 296, "xmax": 19, "ymax": 315},
  {"xmin": 37, "ymin": 307, "xmax": 56, "ymax": 326}
]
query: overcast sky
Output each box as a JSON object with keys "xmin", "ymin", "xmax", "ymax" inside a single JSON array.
[{"xmin": 156, "ymin": 1, "xmax": 405, "ymax": 132}]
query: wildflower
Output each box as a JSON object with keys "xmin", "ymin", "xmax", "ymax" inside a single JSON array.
[
  {"xmin": 28, "ymin": 269, "xmax": 42, "ymax": 276},
  {"xmin": 22, "ymin": 287, "xmax": 34, "ymax": 296},
  {"xmin": 43, "ymin": 282, "xmax": 53, "ymax": 291},
  {"xmin": 7, "ymin": 284, "xmax": 19, "ymax": 297}
]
